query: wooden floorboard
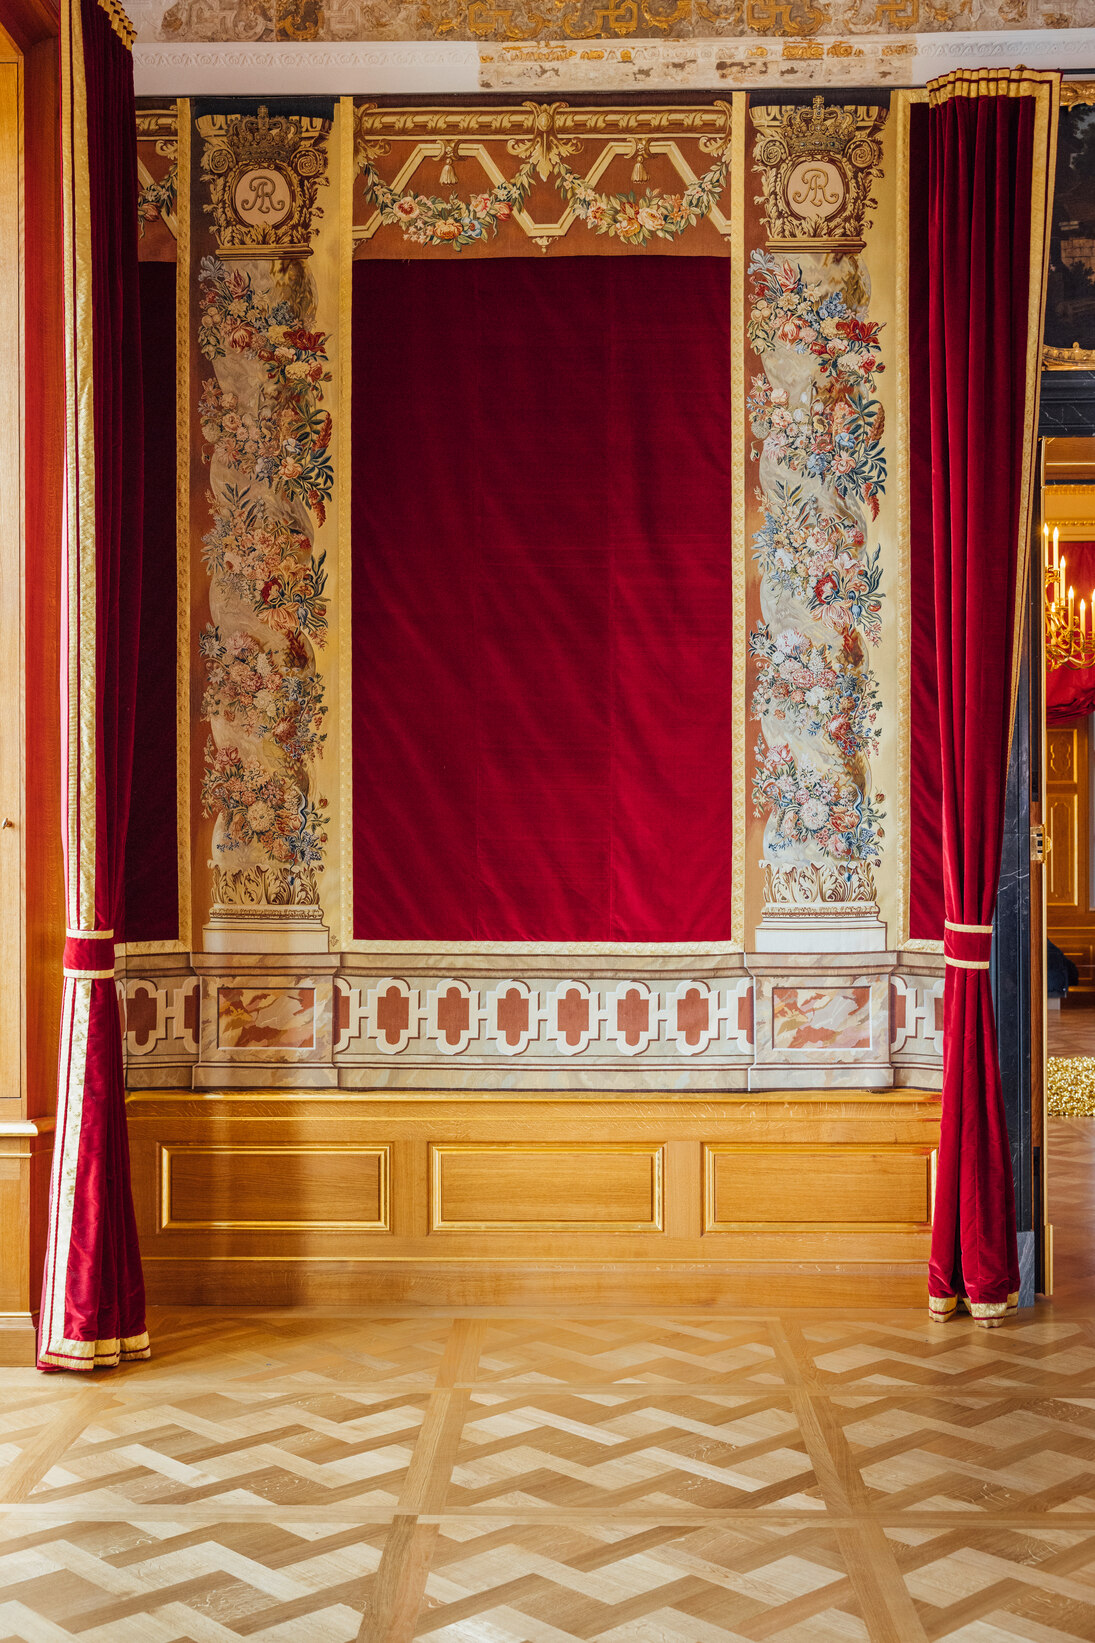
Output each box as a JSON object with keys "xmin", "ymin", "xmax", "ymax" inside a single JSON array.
[{"xmin": 1, "ymin": 1118, "xmax": 1094, "ymax": 1640}]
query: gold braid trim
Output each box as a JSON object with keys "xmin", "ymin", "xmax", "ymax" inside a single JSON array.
[
  {"xmin": 95, "ymin": 0, "xmax": 135, "ymax": 49},
  {"xmin": 927, "ymin": 68, "xmax": 1059, "ymax": 105},
  {"xmin": 930, "ymin": 1291, "xmax": 1020, "ymax": 1327}
]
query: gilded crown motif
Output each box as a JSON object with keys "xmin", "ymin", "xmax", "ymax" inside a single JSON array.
[
  {"xmin": 750, "ymin": 97, "xmax": 886, "ymax": 254},
  {"xmin": 200, "ymin": 107, "xmax": 330, "ymax": 259},
  {"xmin": 782, "ymin": 98, "xmax": 858, "ymax": 158}
]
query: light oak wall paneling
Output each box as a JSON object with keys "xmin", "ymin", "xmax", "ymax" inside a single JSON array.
[
  {"xmin": 20, "ymin": 23, "xmax": 63, "ymax": 1141},
  {"xmin": 159, "ymin": 1142, "xmax": 390, "ymax": 1232},
  {"xmin": 0, "ymin": 3, "xmax": 62, "ymax": 1362},
  {"xmin": 703, "ymin": 1143, "xmax": 932, "ymax": 1234},
  {"xmin": 429, "ymin": 1143, "xmax": 664, "ymax": 1233},
  {"xmin": 1047, "ymin": 793, "xmax": 1079, "ymax": 907},
  {"xmin": 0, "ymin": 1121, "xmax": 52, "ymax": 1364},
  {"xmin": 0, "ymin": 40, "xmax": 22, "ymax": 1130},
  {"xmin": 0, "ymin": 27, "xmax": 30, "ymax": 1364},
  {"xmin": 1047, "ymin": 716, "xmax": 1095, "ymax": 990},
  {"xmin": 127, "ymin": 1088, "xmax": 941, "ymax": 1307}
]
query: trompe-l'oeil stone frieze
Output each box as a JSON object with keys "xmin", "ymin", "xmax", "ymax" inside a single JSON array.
[
  {"xmin": 128, "ymin": 0, "xmax": 1095, "ymax": 45},
  {"xmin": 121, "ymin": 963, "xmax": 946, "ymax": 1089}
]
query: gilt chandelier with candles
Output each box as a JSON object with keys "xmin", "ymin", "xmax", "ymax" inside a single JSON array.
[{"xmin": 1044, "ymin": 525, "xmax": 1095, "ymax": 668}]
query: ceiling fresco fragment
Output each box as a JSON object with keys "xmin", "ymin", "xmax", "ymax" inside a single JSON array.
[{"xmin": 128, "ymin": 0, "xmax": 1095, "ymax": 43}]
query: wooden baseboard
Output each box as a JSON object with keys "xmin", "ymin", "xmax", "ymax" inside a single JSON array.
[
  {"xmin": 140, "ymin": 1258, "xmax": 931, "ymax": 1309},
  {"xmin": 0, "ymin": 1312, "xmax": 38, "ymax": 1365}
]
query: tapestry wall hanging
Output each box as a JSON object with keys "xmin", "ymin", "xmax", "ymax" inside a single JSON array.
[{"xmin": 121, "ymin": 88, "xmax": 1001, "ymax": 1096}]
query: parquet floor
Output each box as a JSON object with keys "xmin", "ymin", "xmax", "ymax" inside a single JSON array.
[{"xmin": 5, "ymin": 1124, "xmax": 1095, "ymax": 1641}]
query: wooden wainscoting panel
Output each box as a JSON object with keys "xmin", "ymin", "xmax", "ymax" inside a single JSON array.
[
  {"xmin": 703, "ymin": 1143, "xmax": 932, "ymax": 1232},
  {"xmin": 127, "ymin": 1090, "xmax": 941, "ymax": 1305},
  {"xmin": 1048, "ymin": 724, "xmax": 1078, "ymax": 785},
  {"xmin": 430, "ymin": 1143, "xmax": 663, "ymax": 1232},
  {"xmin": 160, "ymin": 1143, "xmax": 390, "ymax": 1232},
  {"xmin": 1047, "ymin": 716, "xmax": 1095, "ymax": 990},
  {"xmin": 1048, "ymin": 792, "xmax": 1080, "ymax": 908}
]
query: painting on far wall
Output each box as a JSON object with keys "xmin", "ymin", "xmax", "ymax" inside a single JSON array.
[{"xmin": 1047, "ymin": 96, "xmax": 1095, "ymax": 365}]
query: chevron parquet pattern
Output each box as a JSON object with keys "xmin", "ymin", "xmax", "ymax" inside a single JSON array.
[
  {"xmin": 447, "ymin": 1391, "xmax": 824, "ymax": 1513},
  {"xmin": 474, "ymin": 1317, "xmax": 786, "ymax": 1389},
  {"xmin": 415, "ymin": 1520, "xmax": 867, "ymax": 1641},
  {"xmin": 3, "ymin": 1118, "xmax": 1095, "ymax": 1641}
]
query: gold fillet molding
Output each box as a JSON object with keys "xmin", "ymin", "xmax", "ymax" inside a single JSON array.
[
  {"xmin": 158, "ymin": 1143, "xmax": 391, "ymax": 1231},
  {"xmin": 428, "ymin": 1141, "xmax": 664, "ymax": 1233},
  {"xmin": 177, "ymin": 96, "xmax": 192, "ymax": 953},
  {"xmin": 702, "ymin": 1142, "xmax": 934, "ymax": 1234},
  {"xmin": 894, "ymin": 90, "xmax": 913, "ymax": 952},
  {"xmin": 339, "ymin": 95, "xmax": 354, "ymax": 956},
  {"xmin": 730, "ymin": 89, "xmax": 747, "ymax": 953},
  {"xmin": 1010, "ymin": 73, "xmax": 1058, "ymax": 759},
  {"xmin": 129, "ymin": 1087, "xmax": 941, "ymax": 1105}
]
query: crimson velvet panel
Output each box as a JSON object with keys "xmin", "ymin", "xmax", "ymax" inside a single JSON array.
[
  {"xmin": 908, "ymin": 100, "xmax": 946, "ymax": 944},
  {"xmin": 913, "ymin": 72, "xmax": 1056, "ymax": 1319},
  {"xmin": 122, "ymin": 258, "xmax": 178, "ymax": 941},
  {"xmin": 351, "ymin": 258, "xmax": 735, "ymax": 942},
  {"xmin": 39, "ymin": 0, "xmax": 148, "ymax": 1370}
]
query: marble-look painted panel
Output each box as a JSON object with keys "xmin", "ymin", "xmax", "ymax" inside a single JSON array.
[
  {"xmin": 218, "ymin": 986, "xmax": 317, "ymax": 1050},
  {"xmin": 771, "ymin": 986, "xmax": 872, "ymax": 1052}
]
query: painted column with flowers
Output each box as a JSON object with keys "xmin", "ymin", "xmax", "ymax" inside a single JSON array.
[
  {"xmin": 195, "ymin": 109, "xmax": 334, "ymax": 951},
  {"xmin": 747, "ymin": 101, "xmax": 889, "ymax": 950}
]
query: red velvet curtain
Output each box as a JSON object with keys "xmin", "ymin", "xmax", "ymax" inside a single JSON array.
[
  {"xmin": 39, "ymin": 0, "xmax": 148, "ymax": 1369},
  {"xmin": 1046, "ymin": 541, "xmax": 1095, "ymax": 725},
  {"xmin": 914, "ymin": 70, "xmax": 1057, "ymax": 1325},
  {"xmin": 908, "ymin": 104, "xmax": 945, "ymax": 944},
  {"xmin": 351, "ymin": 258, "xmax": 735, "ymax": 942}
]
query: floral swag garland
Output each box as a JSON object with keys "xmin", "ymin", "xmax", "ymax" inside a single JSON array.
[
  {"xmin": 357, "ymin": 146, "xmax": 731, "ymax": 251},
  {"xmin": 137, "ymin": 159, "xmax": 177, "ymax": 235}
]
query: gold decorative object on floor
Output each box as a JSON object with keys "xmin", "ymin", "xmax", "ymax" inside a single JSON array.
[{"xmin": 1048, "ymin": 1054, "xmax": 1095, "ymax": 1115}]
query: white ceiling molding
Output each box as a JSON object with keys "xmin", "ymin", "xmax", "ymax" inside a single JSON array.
[
  {"xmin": 132, "ymin": 41, "xmax": 480, "ymax": 96},
  {"xmin": 132, "ymin": 28, "xmax": 1095, "ymax": 97}
]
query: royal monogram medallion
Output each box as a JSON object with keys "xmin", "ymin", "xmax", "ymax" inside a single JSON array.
[
  {"xmin": 201, "ymin": 105, "xmax": 329, "ymax": 258},
  {"xmin": 750, "ymin": 96, "xmax": 884, "ymax": 253}
]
